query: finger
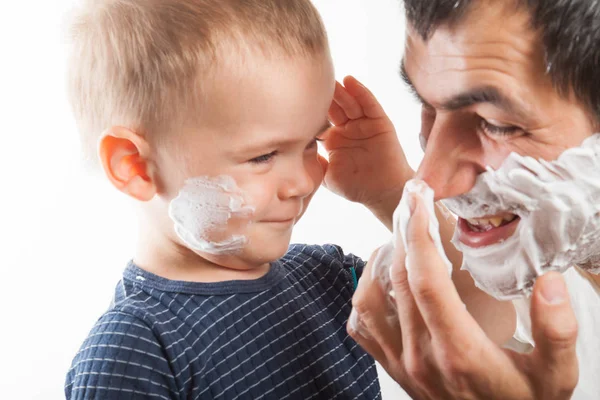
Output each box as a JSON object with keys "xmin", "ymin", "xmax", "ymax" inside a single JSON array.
[
  {"xmin": 378, "ymin": 237, "xmax": 452, "ymax": 400},
  {"xmin": 342, "ymin": 75, "xmax": 387, "ymax": 119},
  {"xmin": 319, "ymin": 125, "xmax": 349, "ymax": 153},
  {"xmin": 328, "ymin": 95, "xmax": 349, "ymax": 126},
  {"xmin": 351, "ymin": 249, "xmax": 403, "ymax": 361},
  {"xmin": 320, "ymin": 116, "xmax": 394, "ymax": 149},
  {"xmin": 333, "ymin": 80, "xmax": 364, "ymax": 120},
  {"xmin": 369, "ymin": 242, "xmax": 394, "ymax": 290},
  {"xmin": 347, "ymin": 309, "xmax": 387, "ymax": 365},
  {"xmin": 405, "ymin": 193, "xmax": 484, "ymax": 344},
  {"xmin": 389, "ymin": 247, "xmax": 455, "ymax": 400},
  {"xmin": 354, "ymin": 304, "xmax": 404, "ymax": 363},
  {"xmin": 388, "ymin": 236, "xmax": 428, "ymax": 356},
  {"xmin": 339, "ymin": 117, "xmax": 396, "ymax": 140},
  {"xmin": 530, "ymin": 272, "xmax": 579, "ymax": 397}
]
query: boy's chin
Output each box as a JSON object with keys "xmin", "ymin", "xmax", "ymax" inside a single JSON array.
[
  {"xmin": 196, "ymin": 239, "xmax": 290, "ymax": 269},
  {"xmin": 246, "ymin": 237, "xmax": 291, "ymax": 264}
]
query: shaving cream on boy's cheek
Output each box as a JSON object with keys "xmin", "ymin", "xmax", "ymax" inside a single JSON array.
[
  {"xmin": 443, "ymin": 134, "xmax": 600, "ymax": 300},
  {"xmin": 168, "ymin": 175, "xmax": 255, "ymax": 256}
]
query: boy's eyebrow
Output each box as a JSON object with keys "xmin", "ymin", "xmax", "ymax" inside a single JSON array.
[
  {"xmin": 240, "ymin": 120, "xmax": 332, "ymax": 152},
  {"xmin": 399, "ymin": 61, "xmax": 531, "ymax": 120},
  {"xmin": 317, "ymin": 120, "xmax": 333, "ymax": 137}
]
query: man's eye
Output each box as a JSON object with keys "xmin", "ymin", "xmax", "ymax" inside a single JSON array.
[
  {"xmin": 480, "ymin": 119, "xmax": 521, "ymax": 136},
  {"xmin": 249, "ymin": 151, "xmax": 277, "ymax": 164}
]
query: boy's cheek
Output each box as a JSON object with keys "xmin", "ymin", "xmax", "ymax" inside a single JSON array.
[
  {"xmin": 296, "ymin": 161, "xmax": 325, "ymax": 221},
  {"xmin": 307, "ymin": 169, "xmax": 323, "ymax": 204},
  {"xmin": 235, "ymin": 179, "xmax": 276, "ymax": 218},
  {"xmin": 310, "ymin": 155, "xmax": 326, "ymax": 188},
  {"xmin": 311, "ymin": 158, "xmax": 326, "ymax": 195}
]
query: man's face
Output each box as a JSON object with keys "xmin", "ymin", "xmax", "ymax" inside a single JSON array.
[{"xmin": 402, "ymin": 1, "xmax": 599, "ymax": 297}]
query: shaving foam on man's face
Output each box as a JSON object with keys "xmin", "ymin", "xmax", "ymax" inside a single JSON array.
[
  {"xmin": 443, "ymin": 134, "xmax": 600, "ymax": 300},
  {"xmin": 168, "ymin": 176, "xmax": 255, "ymax": 256}
]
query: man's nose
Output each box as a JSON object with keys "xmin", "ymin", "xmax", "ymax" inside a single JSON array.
[{"xmin": 416, "ymin": 117, "xmax": 485, "ymax": 201}]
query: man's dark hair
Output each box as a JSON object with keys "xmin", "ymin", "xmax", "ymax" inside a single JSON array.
[{"xmin": 403, "ymin": 0, "xmax": 600, "ymax": 121}]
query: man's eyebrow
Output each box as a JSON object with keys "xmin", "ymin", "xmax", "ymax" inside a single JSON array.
[
  {"xmin": 442, "ymin": 87, "xmax": 527, "ymax": 118},
  {"xmin": 400, "ymin": 62, "xmax": 430, "ymax": 107},
  {"xmin": 399, "ymin": 60, "xmax": 529, "ymax": 119}
]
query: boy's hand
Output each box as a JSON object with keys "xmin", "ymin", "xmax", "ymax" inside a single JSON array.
[{"xmin": 322, "ymin": 76, "xmax": 414, "ymax": 229}]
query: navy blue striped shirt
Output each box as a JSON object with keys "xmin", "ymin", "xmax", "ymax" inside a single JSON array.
[{"xmin": 65, "ymin": 244, "xmax": 381, "ymax": 399}]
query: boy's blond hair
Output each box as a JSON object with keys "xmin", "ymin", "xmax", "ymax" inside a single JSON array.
[{"xmin": 67, "ymin": 0, "xmax": 328, "ymax": 163}]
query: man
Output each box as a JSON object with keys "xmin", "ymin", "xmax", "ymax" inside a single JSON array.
[{"xmin": 348, "ymin": 1, "xmax": 600, "ymax": 399}]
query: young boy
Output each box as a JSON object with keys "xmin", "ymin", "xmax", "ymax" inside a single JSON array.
[{"xmin": 64, "ymin": 0, "xmax": 412, "ymax": 398}]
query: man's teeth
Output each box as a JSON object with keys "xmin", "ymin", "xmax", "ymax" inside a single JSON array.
[{"xmin": 466, "ymin": 215, "xmax": 517, "ymax": 228}]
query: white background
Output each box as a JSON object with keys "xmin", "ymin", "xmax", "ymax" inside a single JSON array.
[{"xmin": 0, "ymin": 0, "xmax": 423, "ymax": 398}]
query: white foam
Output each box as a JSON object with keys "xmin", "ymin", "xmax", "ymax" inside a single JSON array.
[
  {"xmin": 395, "ymin": 179, "xmax": 453, "ymax": 276},
  {"xmin": 370, "ymin": 179, "xmax": 452, "ymax": 288},
  {"xmin": 168, "ymin": 175, "xmax": 254, "ymax": 256},
  {"xmin": 443, "ymin": 134, "xmax": 600, "ymax": 300}
]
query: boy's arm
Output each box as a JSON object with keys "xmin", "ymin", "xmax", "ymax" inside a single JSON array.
[
  {"xmin": 322, "ymin": 76, "xmax": 516, "ymax": 344},
  {"xmin": 65, "ymin": 311, "xmax": 178, "ymax": 399}
]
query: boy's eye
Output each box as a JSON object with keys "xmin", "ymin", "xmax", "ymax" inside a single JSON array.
[
  {"xmin": 307, "ymin": 137, "xmax": 323, "ymax": 149},
  {"xmin": 249, "ymin": 151, "xmax": 277, "ymax": 164}
]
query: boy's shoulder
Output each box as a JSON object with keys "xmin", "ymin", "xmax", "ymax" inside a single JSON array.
[
  {"xmin": 283, "ymin": 243, "xmax": 366, "ymax": 291},
  {"xmin": 65, "ymin": 305, "xmax": 180, "ymax": 399},
  {"xmin": 285, "ymin": 243, "xmax": 364, "ymax": 269}
]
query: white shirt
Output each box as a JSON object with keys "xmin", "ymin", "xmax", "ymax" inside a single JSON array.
[{"xmin": 509, "ymin": 268, "xmax": 600, "ymax": 399}]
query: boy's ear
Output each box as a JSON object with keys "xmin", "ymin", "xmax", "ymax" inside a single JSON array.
[{"xmin": 98, "ymin": 126, "xmax": 156, "ymax": 201}]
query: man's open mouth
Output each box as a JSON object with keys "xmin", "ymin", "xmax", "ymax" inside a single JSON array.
[
  {"xmin": 457, "ymin": 212, "xmax": 521, "ymax": 248},
  {"xmin": 464, "ymin": 213, "xmax": 519, "ymax": 232}
]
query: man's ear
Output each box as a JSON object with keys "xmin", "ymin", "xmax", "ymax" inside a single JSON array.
[{"xmin": 98, "ymin": 126, "xmax": 156, "ymax": 201}]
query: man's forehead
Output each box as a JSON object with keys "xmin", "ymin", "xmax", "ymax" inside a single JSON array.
[
  {"xmin": 404, "ymin": 11, "xmax": 538, "ymax": 68},
  {"xmin": 401, "ymin": 6, "xmax": 544, "ymax": 116},
  {"xmin": 405, "ymin": 0, "xmax": 533, "ymax": 36},
  {"xmin": 403, "ymin": 0, "xmax": 537, "ymax": 59},
  {"xmin": 400, "ymin": 49, "xmax": 537, "ymax": 122}
]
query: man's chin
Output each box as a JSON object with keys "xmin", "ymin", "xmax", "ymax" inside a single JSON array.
[
  {"xmin": 461, "ymin": 256, "xmax": 536, "ymax": 301},
  {"xmin": 452, "ymin": 221, "xmax": 538, "ymax": 300}
]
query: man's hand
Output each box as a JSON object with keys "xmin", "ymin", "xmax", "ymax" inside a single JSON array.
[
  {"xmin": 322, "ymin": 76, "xmax": 413, "ymax": 229},
  {"xmin": 349, "ymin": 192, "xmax": 579, "ymax": 400}
]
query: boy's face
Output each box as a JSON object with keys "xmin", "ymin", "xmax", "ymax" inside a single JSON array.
[{"xmin": 156, "ymin": 52, "xmax": 335, "ymax": 269}]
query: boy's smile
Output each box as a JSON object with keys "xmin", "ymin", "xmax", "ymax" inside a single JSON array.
[{"xmin": 155, "ymin": 50, "xmax": 336, "ymax": 275}]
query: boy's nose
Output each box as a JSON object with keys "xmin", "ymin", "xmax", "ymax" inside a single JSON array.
[{"xmin": 280, "ymin": 164, "xmax": 316, "ymax": 200}]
